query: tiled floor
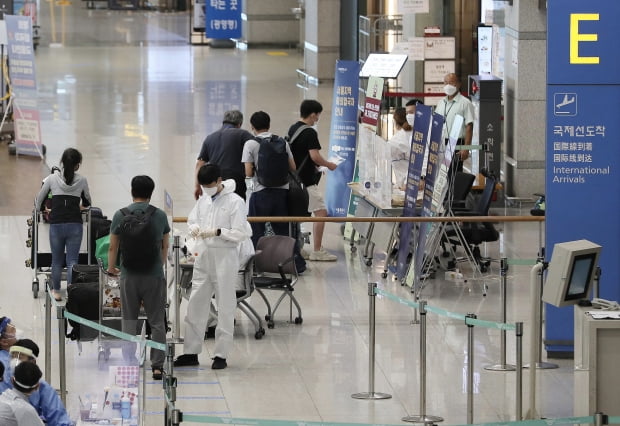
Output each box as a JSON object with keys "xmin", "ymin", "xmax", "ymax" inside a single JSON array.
[{"xmin": 0, "ymin": 3, "xmax": 577, "ymax": 426}]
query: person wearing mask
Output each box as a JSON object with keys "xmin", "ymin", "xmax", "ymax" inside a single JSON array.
[
  {"xmin": 287, "ymin": 100, "xmax": 338, "ymax": 262},
  {"xmin": 2, "ymin": 339, "xmax": 72, "ymax": 425},
  {"xmin": 107, "ymin": 175, "xmax": 170, "ymax": 380},
  {"xmin": 434, "ymin": 73, "xmax": 475, "ymax": 172},
  {"xmin": 174, "ymin": 164, "xmax": 252, "ymax": 370},
  {"xmin": 195, "ymin": 110, "xmax": 254, "ymax": 200},
  {"xmin": 0, "ymin": 362, "xmax": 44, "ymax": 426},
  {"xmin": 35, "ymin": 148, "xmax": 91, "ymax": 301},
  {"xmin": 404, "ymin": 98, "xmax": 423, "ymax": 126},
  {"xmin": 0, "ymin": 317, "xmax": 17, "ymax": 389}
]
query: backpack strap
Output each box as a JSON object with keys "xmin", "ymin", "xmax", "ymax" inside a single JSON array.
[
  {"xmin": 288, "ymin": 125, "xmax": 314, "ymax": 177},
  {"xmin": 121, "ymin": 205, "xmax": 156, "ymax": 217}
]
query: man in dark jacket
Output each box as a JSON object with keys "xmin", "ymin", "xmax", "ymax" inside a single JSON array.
[{"xmin": 195, "ymin": 110, "xmax": 254, "ymax": 200}]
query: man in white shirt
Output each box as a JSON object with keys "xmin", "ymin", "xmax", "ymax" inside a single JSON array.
[
  {"xmin": 434, "ymin": 73, "xmax": 475, "ymax": 172},
  {"xmin": 0, "ymin": 362, "xmax": 44, "ymax": 426}
]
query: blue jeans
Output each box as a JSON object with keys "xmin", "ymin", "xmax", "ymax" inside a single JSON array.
[{"xmin": 49, "ymin": 222, "xmax": 83, "ymax": 290}]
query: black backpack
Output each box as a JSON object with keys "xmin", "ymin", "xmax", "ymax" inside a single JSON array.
[
  {"xmin": 256, "ymin": 135, "xmax": 289, "ymax": 187},
  {"xmin": 119, "ymin": 205, "xmax": 158, "ymax": 272}
]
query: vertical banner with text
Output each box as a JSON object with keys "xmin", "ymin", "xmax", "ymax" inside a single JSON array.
[
  {"xmin": 325, "ymin": 61, "xmax": 360, "ymax": 217},
  {"xmin": 205, "ymin": 0, "xmax": 242, "ymax": 39},
  {"xmin": 6, "ymin": 15, "xmax": 42, "ymax": 157},
  {"xmin": 545, "ymin": 0, "xmax": 620, "ymax": 354},
  {"xmin": 396, "ymin": 104, "xmax": 431, "ymax": 280}
]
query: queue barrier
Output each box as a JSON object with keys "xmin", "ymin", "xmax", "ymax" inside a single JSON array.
[{"xmin": 43, "ymin": 214, "xmax": 549, "ymax": 424}]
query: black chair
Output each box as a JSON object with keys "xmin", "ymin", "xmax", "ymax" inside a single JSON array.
[
  {"xmin": 445, "ymin": 172, "xmax": 476, "ymax": 211},
  {"xmin": 442, "ymin": 173, "xmax": 499, "ymax": 273},
  {"xmin": 253, "ymin": 235, "xmax": 301, "ymax": 329}
]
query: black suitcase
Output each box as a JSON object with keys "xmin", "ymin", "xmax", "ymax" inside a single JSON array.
[
  {"xmin": 71, "ymin": 264, "xmax": 99, "ymax": 284},
  {"xmin": 65, "ymin": 281, "xmax": 100, "ymax": 342}
]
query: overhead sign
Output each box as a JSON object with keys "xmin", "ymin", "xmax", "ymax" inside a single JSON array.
[
  {"xmin": 205, "ymin": 0, "xmax": 242, "ymax": 39},
  {"xmin": 545, "ymin": 0, "xmax": 620, "ymax": 355}
]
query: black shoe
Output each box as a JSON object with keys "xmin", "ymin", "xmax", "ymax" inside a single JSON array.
[
  {"xmin": 152, "ymin": 366, "xmax": 163, "ymax": 380},
  {"xmin": 211, "ymin": 356, "xmax": 227, "ymax": 370},
  {"xmin": 173, "ymin": 354, "xmax": 199, "ymax": 367},
  {"xmin": 204, "ymin": 326, "xmax": 216, "ymax": 339}
]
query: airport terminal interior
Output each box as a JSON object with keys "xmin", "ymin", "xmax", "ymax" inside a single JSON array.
[{"xmin": 0, "ymin": 1, "xmax": 592, "ymax": 425}]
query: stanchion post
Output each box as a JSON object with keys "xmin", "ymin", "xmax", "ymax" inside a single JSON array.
[
  {"xmin": 403, "ymin": 300, "xmax": 443, "ymax": 424},
  {"xmin": 57, "ymin": 305, "xmax": 67, "ymax": 406},
  {"xmin": 173, "ymin": 235, "xmax": 181, "ymax": 340},
  {"xmin": 466, "ymin": 313, "xmax": 476, "ymax": 425},
  {"xmin": 45, "ymin": 287, "xmax": 52, "ymax": 383},
  {"xmin": 486, "ymin": 257, "xmax": 516, "ymax": 371},
  {"xmin": 164, "ymin": 341, "xmax": 178, "ymax": 424},
  {"xmin": 352, "ymin": 283, "xmax": 391, "ymax": 400},
  {"xmin": 515, "ymin": 322, "xmax": 523, "ymax": 421},
  {"xmin": 526, "ymin": 260, "xmax": 558, "ymax": 370},
  {"xmin": 594, "ymin": 412, "xmax": 607, "ymax": 426}
]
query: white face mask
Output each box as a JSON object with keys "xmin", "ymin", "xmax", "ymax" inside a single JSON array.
[
  {"xmin": 406, "ymin": 113, "xmax": 415, "ymax": 126},
  {"xmin": 9, "ymin": 358, "xmax": 20, "ymax": 372},
  {"xmin": 201, "ymin": 186, "xmax": 218, "ymax": 197},
  {"xmin": 443, "ymin": 84, "xmax": 458, "ymax": 96}
]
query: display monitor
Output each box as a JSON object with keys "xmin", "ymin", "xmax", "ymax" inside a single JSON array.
[{"xmin": 542, "ymin": 240, "xmax": 601, "ymax": 308}]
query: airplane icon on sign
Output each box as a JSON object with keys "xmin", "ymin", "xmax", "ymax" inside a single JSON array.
[{"xmin": 554, "ymin": 93, "xmax": 577, "ymax": 116}]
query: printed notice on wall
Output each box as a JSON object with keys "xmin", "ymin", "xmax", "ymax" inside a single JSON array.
[{"xmin": 399, "ymin": 0, "xmax": 429, "ymax": 14}]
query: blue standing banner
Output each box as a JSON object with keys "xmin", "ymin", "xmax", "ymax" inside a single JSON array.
[
  {"xmin": 205, "ymin": 0, "xmax": 242, "ymax": 39},
  {"xmin": 411, "ymin": 113, "xmax": 444, "ymax": 287},
  {"xmin": 325, "ymin": 60, "xmax": 360, "ymax": 217},
  {"xmin": 545, "ymin": 0, "xmax": 620, "ymax": 355},
  {"xmin": 396, "ymin": 104, "xmax": 431, "ymax": 280}
]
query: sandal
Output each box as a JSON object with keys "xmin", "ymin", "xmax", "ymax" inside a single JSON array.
[
  {"xmin": 51, "ymin": 290, "xmax": 62, "ymax": 301},
  {"xmin": 152, "ymin": 366, "xmax": 163, "ymax": 380}
]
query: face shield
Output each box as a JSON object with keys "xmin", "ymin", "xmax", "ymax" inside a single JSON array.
[{"xmin": 9, "ymin": 345, "xmax": 37, "ymax": 371}]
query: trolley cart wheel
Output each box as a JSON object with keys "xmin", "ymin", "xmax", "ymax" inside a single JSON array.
[
  {"xmin": 32, "ymin": 281, "xmax": 39, "ymax": 298},
  {"xmin": 365, "ymin": 259, "xmax": 372, "ymax": 267},
  {"xmin": 267, "ymin": 320, "xmax": 275, "ymax": 329},
  {"xmin": 8, "ymin": 142, "xmax": 16, "ymax": 156},
  {"xmin": 350, "ymin": 246, "xmax": 357, "ymax": 253},
  {"xmin": 254, "ymin": 328, "xmax": 265, "ymax": 339},
  {"xmin": 294, "ymin": 317, "xmax": 303, "ymax": 325},
  {"xmin": 381, "ymin": 272, "xmax": 388, "ymax": 278}
]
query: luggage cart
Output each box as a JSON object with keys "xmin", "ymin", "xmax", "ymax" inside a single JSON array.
[
  {"xmin": 96, "ymin": 260, "xmax": 149, "ymax": 369},
  {"xmin": 26, "ymin": 202, "xmax": 92, "ymax": 298}
]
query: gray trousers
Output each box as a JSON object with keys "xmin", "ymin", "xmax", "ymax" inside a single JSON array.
[{"xmin": 120, "ymin": 274, "xmax": 167, "ymax": 368}]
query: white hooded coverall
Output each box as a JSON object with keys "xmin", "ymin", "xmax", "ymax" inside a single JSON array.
[{"xmin": 184, "ymin": 179, "xmax": 252, "ymax": 359}]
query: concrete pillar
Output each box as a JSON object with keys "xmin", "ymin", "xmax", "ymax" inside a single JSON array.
[
  {"xmin": 304, "ymin": 0, "xmax": 340, "ymax": 82},
  {"xmin": 503, "ymin": 0, "xmax": 546, "ymax": 196}
]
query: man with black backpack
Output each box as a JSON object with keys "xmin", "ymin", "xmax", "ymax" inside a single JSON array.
[
  {"xmin": 107, "ymin": 175, "xmax": 170, "ymax": 380},
  {"xmin": 242, "ymin": 111, "xmax": 296, "ymax": 248}
]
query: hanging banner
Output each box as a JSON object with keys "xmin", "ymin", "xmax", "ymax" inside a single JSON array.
[
  {"xmin": 5, "ymin": 15, "xmax": 42, "ymax": 157},
  {"xmin": 396, "ymin": 104, "xmax": 432, "ymax": 280},
  {"xmin": 361, "ymin": 76, "xmax": 384, "ymax": 132},
  {"xmin": 545, "ymin": 0, "xmax": 620, "ymax": 355},
  {"xmin": 325, "ymin": 60, "xmax": 360, "ymax": 217},
  {"xmin": 205, "ymin": 0, "xmax": 242, "ymax": 39}
]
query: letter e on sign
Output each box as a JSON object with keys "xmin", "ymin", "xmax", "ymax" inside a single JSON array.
[{"xmin": 570, "ymin": 13, "xmax": 600, "ymax": 64}]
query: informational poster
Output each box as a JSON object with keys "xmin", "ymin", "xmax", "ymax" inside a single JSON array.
[
  {"xmin": 545, "ymin": 0, "xmax": 620, "ymax": 355},
  {"xmin": 478, "ymin": 26, "xmax": 493, "ymax": 74},
  {"xmin": 5, "ymin": 15, "xmax": 42, "ymax": 157},
  {"xmin": 205, "ymin": 0, "xmax": 242, "ymax": 39},
  {"xmin": 361, "ymin": 76, "xmax": 384, "ymax": 132},
  {"xmin": 204, "ymin": 80, "xmax": 242, "ymax": 135},
  {"xmin": 360, "ymin": 53, "xmax": 408, "ymax": 78},
  {"xmin": 423, "ymin": 83, "xmax": 444, "ymax": 106},
  {"xmin": 424, "ymin": 37, "xmax": 455, "ymax": 59},
  {"xmin": 399, "ymin": 0, "xmax": 429, "ymax": 14},
  {"xmin": 410, "ymin": 113, "xmax": 444, "ymax": 290},
  {"xmin": 396, "ymin": 104, "xmax": 431, "ymax": 280},
  {"xmin": 325, "ymin": 61, "xmax": 360, "ymax": 217},
  {"xmin": 392, "ymin": 38, "xmax": 425, "ymax": 62},
  {"xmin": 424, "ymin": 60, "xmax": 455, "ymax": 83}
]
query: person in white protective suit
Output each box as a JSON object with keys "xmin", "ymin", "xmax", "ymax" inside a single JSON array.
[{"xmin": 174, "ymin": 164, "xmax": 252, "ymax": 370}]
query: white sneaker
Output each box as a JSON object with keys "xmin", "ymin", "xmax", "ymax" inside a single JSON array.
[
  {"xmin": 300, "ymin": 248, "xmax": 310, "ymax": 260},
  {"xmin": 309, "ymin": 249, "xmax": 337, "ymax": 262}
]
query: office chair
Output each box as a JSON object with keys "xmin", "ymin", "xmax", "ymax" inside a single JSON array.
[
  {"xmin": 442, "ymin": 173, "xmax": 499, "ymax": 273},
  {"xmin": 253, "ymin": 235, "xmax": 301, "ymax": 329}
]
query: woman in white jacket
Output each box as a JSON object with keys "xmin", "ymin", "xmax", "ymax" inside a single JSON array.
[{"xmin": 174, "ymin": 164, "xmax": 252, "ymax": 370}]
